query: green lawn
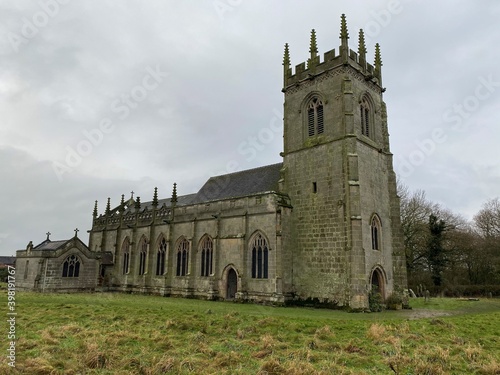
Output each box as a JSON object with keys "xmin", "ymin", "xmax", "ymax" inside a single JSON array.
[{"xmin": 1, "ymin": 292, "xmax": 499, "ymax": 374}]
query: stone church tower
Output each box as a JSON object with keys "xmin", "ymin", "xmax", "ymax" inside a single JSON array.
[{"xmin": 280, "ymin": 15, "xmax": 407, "ymax": 308}]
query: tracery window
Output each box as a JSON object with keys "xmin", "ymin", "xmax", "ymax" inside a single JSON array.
[
  {"xmin": 307, "ymin": 97, "xmax": 324, "ymax": 136},
  {"xmin": 200, "ymin": 236, "xmax": 213, "ymax": 277},
  {"xmin": 62, "ymin": 254, "xmax": 80, "ymax": 277},
  {"xmin": 251, "ymin": 233, "xmax": 269, "ymax": 279},
  {"xmin": 176, "ymin": 238, "xmax": 189, "ymax": 276},
  {"xmin": 156, "ymin": 238, "xmax": 167, "ymax": 276}
]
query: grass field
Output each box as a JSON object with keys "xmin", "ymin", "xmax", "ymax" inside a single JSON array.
[{"xmin": 1, "ymin": 291, "xmax": 499, "ymax": 374}]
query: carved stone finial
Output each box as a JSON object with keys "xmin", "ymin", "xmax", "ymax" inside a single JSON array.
[
  {"xmin": 93, "ymin": 200, "xmax": 98, "ymax": 217},
  {"xmin": 340, "ymin": 14, "xmax": 349, "ymax": 44},
  {"xmin": 46, "ymin": 231, "xmax": 51, "ymax": 240},
  {"xmin": 135, "ymin": 196, "xmax": 141, "ymax": 210},
  {"xmin": 309, "ymin": 29, "xmax": 318, "ymax": 57},
  {"xmin": 283, "ymin": 43, "xmax": 291, "ymax": 86},
  {"xmin": 358, "ymin": 29, "xmax": 367, "ymax": 71},
  {"xmin": 374, "ymin": 43, "xmax": 383, "ymax": 85},
  {"xmin": 105, "ymin": 197, "xmax": 111, "ymax": 215},
  {"xmin": 358, "ymin": 29, "xmax": 366, "ymax": 57},
  {"xmin": 283, "ymin": 43, "xmax": 290, "ymax": 68},
  {"xmin": 120, "ymin": 194, "xmax": 125, "ymax": 206},
  {"xmin": 171, "ymin": 183, "xmax": 178, "ymax": 204},
  {"xmin": 74, "ymin": 228, "xmax": 79, "ymax": 238},
  {"xmin": 307, "ymin": 29, "xmax": 319, "ymax": 69},
  {"xmin": 152, "ymin": 187, "xmax": 158, "ymax": 207},
  {"xmin": 374, "ymin": 43, "xmax": 382, "ymax": 68}
]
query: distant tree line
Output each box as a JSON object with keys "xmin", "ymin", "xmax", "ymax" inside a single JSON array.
[{"xmin": 399, "ymin": 183, "xmax": 500, "ymax": 296}]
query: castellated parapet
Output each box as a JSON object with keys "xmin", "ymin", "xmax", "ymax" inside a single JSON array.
[{"xmin": 283, "ymin": 14, "xmax": 383, "ymax": 92}]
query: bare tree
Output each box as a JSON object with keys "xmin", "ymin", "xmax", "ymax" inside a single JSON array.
[{"xmin": 474, "ymin": 198, "xmax": 500, "ymax": 238}]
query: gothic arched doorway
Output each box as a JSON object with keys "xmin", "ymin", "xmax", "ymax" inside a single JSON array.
[
  {"xmin": 226, "ymin": 268, "xmax": 237, "ymax": 300},
  {"xmin": 370, "ymin": 267, "xmax": 385, "ymax": 299}
]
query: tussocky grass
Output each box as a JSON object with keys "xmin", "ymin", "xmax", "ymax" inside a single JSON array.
[{"xmin": 1, "ymin": 291, "xmax": 499, "ymax": 374}]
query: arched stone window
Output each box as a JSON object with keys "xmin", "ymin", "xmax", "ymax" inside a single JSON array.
[
  {"xmin": 176, "ymin": 238, "xmax": 189, "ymax": 276},
  {"xmin": 138, "ymin": 237, "xmax": 148, "ymax": 275},
  {"xmin": 307, "ymin": 97, "xmax": 324, "ymax": 136},
  {"xmin": 371, "ymin": 215, "xmax": 382, "ymax": 250},
  {"xmin": 62, "ymin": 254, "xmax": 80, "ymax": 277},
  {"xmin": 200, "ymin": 236, "xmax": 213, "ymax": 277},
  {"xmin": 251, "ymin": 233, "xmax": 269, "ymax": 279},
  {"xmin": 360, "ymin": 96, "xmax": 372, "ymax": 138},
  {"xmin": 122, "ymin": 238, "xmax": 130, "ymax": 275},
  {"xmin": 156, "ymin": 237, "xmax": 167, "ymax": 276}
]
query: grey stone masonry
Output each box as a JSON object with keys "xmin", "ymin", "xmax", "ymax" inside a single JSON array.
[{"xmin": 15, "ymin": 236, "xmax": 109, "ymax": 292}]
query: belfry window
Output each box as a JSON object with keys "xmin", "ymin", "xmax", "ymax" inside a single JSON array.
[
  {"xmin": 307, "ymin": 97, "xmax": 324, "ymax": 136},
  {"xmin": 176, "ymin": 238, "xmax": 189, "ymax": 276},
  {"xmin": 200, "ymin": 236, "xmax": 213, "ymax": 277},
  {"xmin": 156, "ymin": 238, "xmax": 167, "ymax": 276},
  {"xmin": 360, "ymin": 97, "xmax": 371, "ymax": 137},
  {"xmin": 251, "ymin": 233, "xmax": 269, "ymax": 279},
  {"xmin": 62, "ymin": 254, "xmax": 80, "ymax": 277},
  {"xmin": 371, "ymin": 215, "xmax": 382, "ymax": 250}
]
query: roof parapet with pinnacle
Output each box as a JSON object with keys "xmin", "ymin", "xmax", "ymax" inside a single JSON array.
[{"xmin": 283, "ymin": 14, "xmax": 383, "ymax": 91}]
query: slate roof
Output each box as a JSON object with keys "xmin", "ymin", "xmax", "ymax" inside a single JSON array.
[
  {"xmin": 0, "ymin": 256, "xmax": 15, "ymax": 265},
  {"xmin": 33, "ymin": 239, "xmax": 69, "ymax": 251},
  {"xmin": 115, "ymin": 163, "xmax": 284, "ymax": 214},
  {"xmin": 192, "ymin": 162, "xmax": 283, "ymax": 203}
]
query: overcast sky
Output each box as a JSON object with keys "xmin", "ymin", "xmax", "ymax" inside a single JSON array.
[{"xmin": 1, "ymin": 1, "xmax": 499, "ymax": 255}]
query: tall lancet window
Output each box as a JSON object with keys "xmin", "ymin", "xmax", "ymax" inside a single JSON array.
[
  {"xmin": 251, "ymin": 233, "xmax": 269, "ymax": 279},
  {"xmin": 138, "ymin": 238, "xmax": 148, "ymax": 275},
  {"xmin": 371, "ymin": 215, "xmax": 382, "ymax": 250},
  {"xmin": 176, "ymin": 238, "xmax": 189, "ymax": 276},
  {"xmin": 200, "ymin": 236, "xmax": 213, "ymax": 277},
  {"xmin": 156, "ymin": 238, "xmax": 167, "ymax": 276},
  {"xmin": 122, "ymin": 238, "xmax": 130, "ymax": 275},
  {"xmin": 360, "ymin": 96, "xmax": 372, "ymax": 138},
  {"xmin": 307, "ymin": 97, "xmax": 324, "ymax": 136}
]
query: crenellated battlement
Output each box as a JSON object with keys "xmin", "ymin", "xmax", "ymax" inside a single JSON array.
[{"xmin": 283, "ymin": 14, "xmax": 383, "ymax": 91}]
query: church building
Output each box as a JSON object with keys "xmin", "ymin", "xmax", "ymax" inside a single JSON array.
[{"xmin": 17, "ymin": 15, "xmax": 407, "ymax": 309}]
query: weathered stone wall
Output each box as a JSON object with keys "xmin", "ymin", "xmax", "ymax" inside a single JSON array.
[
  {"xmin": 90, "ymin": 193, "xmax": 291, "ymax": 303},
  {"xmin": 282, "ymin": 58, "xmax": 406, "ymax": 308},
  {"xmin": 282, "ymin": 71, "xmax": 354, "ymax": 306},
  {"xmin": 16, "ymin": 243, "xmax": 99, "ymax": 292}
]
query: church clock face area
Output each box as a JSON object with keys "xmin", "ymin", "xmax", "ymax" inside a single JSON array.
[{"xmin": 16, "ymin": 14, "xmax": 407, "ymax": 310}]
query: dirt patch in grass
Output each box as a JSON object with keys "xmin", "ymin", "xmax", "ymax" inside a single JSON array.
[{"xmin": 401, "ymin": 308, "xmax": 453, "ymax": 319}]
